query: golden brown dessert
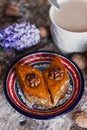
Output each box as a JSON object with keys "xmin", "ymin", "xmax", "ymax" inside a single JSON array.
[
  {"xmin": 43, "ymin": 56, "xmax": 69, "ymax": 107},
  {"xmin": 14, "ymin": 64, "xmax": 51, "ymax": 107},
  {"xmin": 14, "ymin": 56, "xmax": 69, "ymax": 108}
]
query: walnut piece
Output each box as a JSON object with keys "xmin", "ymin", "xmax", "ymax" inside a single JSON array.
[
  {"xmin": 71, "ymin": 53, "xmax": 87, "ymax": 70},
  {"xmin": 25, "ymin": 73, "xmax": 40, "ymax": 87},
  {"xmin": 5, "ymin": 4, "xmax": 21, "ymax": 17},
  {"xmin": 73, "ymin": 111, "xmax": 87, "ymax": 128},
  {"xmin": 48, "ymin": 66, "xmax": 64, "ymax": 81}
]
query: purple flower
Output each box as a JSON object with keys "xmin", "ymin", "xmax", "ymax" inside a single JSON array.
[
  {"xmin": 32, "ymin": 104, "xmax": 39, "ymax": 109},
  {"xmin": 0, "ymin": 22, "xmax": 40, "ymax": 51}
]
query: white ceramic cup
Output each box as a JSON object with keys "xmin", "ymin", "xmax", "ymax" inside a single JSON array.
[{"xmin": 49, "ymin": 5, "xmax": 87, "ymax": 55}]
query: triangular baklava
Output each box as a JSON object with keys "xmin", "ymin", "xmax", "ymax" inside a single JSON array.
[
  {"xmin": 43, "ymin": 56, "xmax": 69, "ymax": 107},
  {"xmin": 15, "ymin": 64, "xmax": 51, "ymax": 107}
]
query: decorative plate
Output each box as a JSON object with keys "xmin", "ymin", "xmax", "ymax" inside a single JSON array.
[{"xmin": 4, "ymin": 51, "xmax": 84, "ymax": 120}]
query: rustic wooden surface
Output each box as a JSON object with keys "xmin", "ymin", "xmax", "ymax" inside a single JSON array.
[
  {"xmin": 0, "ymin": 41, "xmax": 87, "ymax": 130},
  {"xmin": 0, "ymin": 0, "xmax": 87, "ymax": 130}
]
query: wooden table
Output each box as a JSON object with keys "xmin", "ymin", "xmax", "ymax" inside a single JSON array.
[
  {"xmin": 0, "ymin": 0, "xmax": 87, "ymax": 129},
  {"xmin": 0, "ymin": 40, "xmax": 87, "ymax": 130}
]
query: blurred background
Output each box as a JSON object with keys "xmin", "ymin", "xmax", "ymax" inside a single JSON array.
[{"xmin": 0, "ymin": 0, "xmax": 50, "ymax": 29}]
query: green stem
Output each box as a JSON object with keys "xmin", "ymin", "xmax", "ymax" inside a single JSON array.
[{"xmin": 0, "ymin": 46, "xmax": 3, "ymax": 52}]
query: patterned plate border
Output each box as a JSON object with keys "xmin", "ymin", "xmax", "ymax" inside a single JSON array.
[{"xmin": 4, "ymin": 51, "xmax": 84, "ymax": 120}]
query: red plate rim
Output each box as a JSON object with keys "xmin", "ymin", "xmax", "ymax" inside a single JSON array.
[{"xmin": 4, "ymin": 51, "xmax": 84, "ymax": 119}]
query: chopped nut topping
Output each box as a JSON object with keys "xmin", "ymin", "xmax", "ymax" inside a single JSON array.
[
  {"xmin": 48, "ymin": 66, "xmax": 64, "ymax": 81},
  {"xmin": 25, "ymin": 73, "xmax": 40, "ymax": 87}
]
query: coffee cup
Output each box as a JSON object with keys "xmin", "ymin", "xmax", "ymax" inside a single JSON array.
[{"xmin": 49, "ymin": 0, "xmax": 87, "ymax": 55}]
